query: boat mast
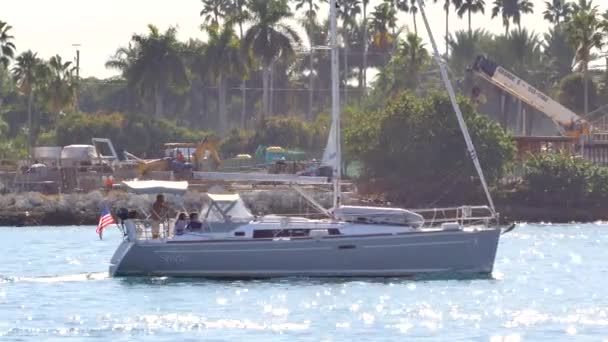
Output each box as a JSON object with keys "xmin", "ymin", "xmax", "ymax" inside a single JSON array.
[
  {"xmin": 330, "ymin": 0, "xmax": 341, "ymax": 213},
  {"xmin": 416, "ymin": 0, "xmax": 496, "ymax": 212}
]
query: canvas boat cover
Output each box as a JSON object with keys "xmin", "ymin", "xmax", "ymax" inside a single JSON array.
[
  {"xmin": 334, "ymin": 205, "xmax": 425, "ymax": 227},
  {"xmin": 123, "ymin": 180, "xmax": 188, "ymax": 195}
]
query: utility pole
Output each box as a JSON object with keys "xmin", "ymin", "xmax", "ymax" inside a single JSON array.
[{"xmin": 72, "ymin": 44, "xmax": 81, "ymax": 112}]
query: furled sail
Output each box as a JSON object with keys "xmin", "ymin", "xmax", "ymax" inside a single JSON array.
[{"xmin": 321, "ymin": 120, "xmax": 337, "ymax": 168}]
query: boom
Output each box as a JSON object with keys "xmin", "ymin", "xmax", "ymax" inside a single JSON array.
[{"xmin": 472, "ymin": 55, "xmax": 590, "ymax": 137}]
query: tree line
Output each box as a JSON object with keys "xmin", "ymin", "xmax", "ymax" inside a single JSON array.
[{"xmin": 1, "ymin": 0, "xmax": 608, "ymax": 159}]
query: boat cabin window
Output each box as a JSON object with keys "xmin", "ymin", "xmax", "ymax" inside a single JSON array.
[{"xmin": 252, "ymin": 228, "xmax": 341, "ymax": 239}]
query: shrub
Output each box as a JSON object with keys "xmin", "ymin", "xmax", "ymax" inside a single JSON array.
[
  {"xmin": 345, "ymin": 90, "xmax": 515, "ymax": 206},
  {"xmin": 55, "ymin": 112, "xmax": 213, "ymax": 157},
  {"xmin": 219, "ymin": 116, "xmax": 329, "ymax": 157},
  {"xmin": 522, "ymin": 152, "xmax": 608, "ymax": 207}
]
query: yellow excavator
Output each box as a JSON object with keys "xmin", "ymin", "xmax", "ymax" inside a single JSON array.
[{"xmin": 132, "ymin": 137, "xmax": 222, "ymax": 178}]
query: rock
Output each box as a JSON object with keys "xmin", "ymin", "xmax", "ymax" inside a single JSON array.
[{"xmin": 0, "ymin": 188, "xmax": 347, "ymax": 226}]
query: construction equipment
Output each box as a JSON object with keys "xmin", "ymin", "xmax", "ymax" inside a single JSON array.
[
  {"xmin": 134, "ymin": 138, "xmax": 222, "ymax": 178},
  {"xmin": 472, "ymin": 55, "xmax": 591, "ymax": 138}
]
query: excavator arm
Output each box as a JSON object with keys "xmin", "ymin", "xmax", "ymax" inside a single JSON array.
[{"xmin": 193, "ymin": 138, "xmax": 223, "ymax": 171}]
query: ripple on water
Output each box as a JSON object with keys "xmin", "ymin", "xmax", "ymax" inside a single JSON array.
[{"xmin": 1, "ymin": 225, "xmax": 608, "ymax": 341}]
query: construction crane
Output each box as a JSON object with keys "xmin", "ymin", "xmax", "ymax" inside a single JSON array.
[{"xmin": 471, "ymin": 55, "xmax": 591, "ymax": 138}]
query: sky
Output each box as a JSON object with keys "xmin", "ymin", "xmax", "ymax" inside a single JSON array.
[{"xmin": 3, "ymin": 0, "xmax": 607, "ymax": 79}]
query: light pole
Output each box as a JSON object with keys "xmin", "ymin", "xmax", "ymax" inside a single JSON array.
[{"xmin": 72, "ymin": 44, "xmax": 81, "ymax": 112}]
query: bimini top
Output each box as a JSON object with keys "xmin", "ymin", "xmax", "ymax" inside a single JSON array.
[
  {"xmin": 163, "ymin": 142, "xmax": 198, "ymax": 148},
  {"xmin": 205, "ymin": 193, "xmax": 241, "ymax": 202},
  {"xmin": 202, "ymin": 192, "xmax": 253, "ymax": 222},
  {"xmin": 123, "ymin": 180, "xmax": 188, "ymax": 195}
]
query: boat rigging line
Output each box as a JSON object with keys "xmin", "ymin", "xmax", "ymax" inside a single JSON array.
[{"xmin": 416, "ymin": 0, "xmax": 496, "ymax": 214}]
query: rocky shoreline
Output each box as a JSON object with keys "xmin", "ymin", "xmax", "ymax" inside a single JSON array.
[
  {"xmin": 0, "ymin": 190, "xmax": 605, "ymax": 226},
  {"xmin": 0, "ymin": 190, "xmax": 334, "ymax": 226}
]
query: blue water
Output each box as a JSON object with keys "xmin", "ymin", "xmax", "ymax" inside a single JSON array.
[{"xmin": 1, "ymin": 224, "xmax": 607, "ymax": 341}]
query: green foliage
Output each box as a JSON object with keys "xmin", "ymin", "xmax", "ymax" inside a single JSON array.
[
  {"xmin": 251, "ymin": 115, "xmax": 326, "ymax": 152},
  {"xmin": 219, "ymin": 115, "xmax": 329, "ymax": 157},
  {"xmin": 106, "ymin": 25, "xmax": 189, "ymax": 118},
  {"xmin": 543, "ymin": 25, "xmax": 576, "ymax": 85},
  {"xmin": 54, "ymin": 112, "xmax": 212, "ymax": 157},
  {"xmin": 372, "ymin": 32, "xmax": 431, "ymax": 99},
  {"xmin": 345, "ymin": 91, "xmax": 516, "ymax": 206},
  {"xmin": 78, "ymin": 77, "xmax": 136, "ymax": 114},
  {"xmin": 220, "ymin": 128, "xmax": 255, "ymax": 157},
  {"xmin": 0, "ymin": 21, "xmax": 16, "ymax": 69},
  {"xmin": 0, "ymin": 134, "xmax": 26, "ymax": 159},
  {"xmin": 448, "ymin": 29, "xmax": 493, "ymax": 77},
  {"xmin": 557, "ymin": 73, "xmax": 598, "ymax": 114},
  {"xmin": 522, "ymin": 152, "xmax": 608, "ymax": 206}
]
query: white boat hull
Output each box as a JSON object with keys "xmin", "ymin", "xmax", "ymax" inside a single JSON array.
[{"xmin": 109, "ymin": 228, "xmax": 500, "ymax": 278}]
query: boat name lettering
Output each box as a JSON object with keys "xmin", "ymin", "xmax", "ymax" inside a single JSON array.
[{"xmin": 160, "ymin": 255, "xmax": 188, "ymax": 264}]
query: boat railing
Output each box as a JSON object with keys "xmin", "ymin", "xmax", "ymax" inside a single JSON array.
[
  {"xmin": 412, "ymin": 205, "xmax": 498, "ymax": 228},
  {"xmin": 125, "ymin": 218, "xmax": 176, "ymax": 241}
]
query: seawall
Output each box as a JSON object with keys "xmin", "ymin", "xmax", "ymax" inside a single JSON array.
[
  {"xmin": 0, "ymin": 190, "xmax": 334, "ymax": 226},
  {"xmin": 0, "ymin": 190, "xmax": 605, "ymax": 226}
]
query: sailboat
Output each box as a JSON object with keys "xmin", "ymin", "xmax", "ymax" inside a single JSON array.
[{"xmin": 108, "ymin": 0, "xmax": 501, "ymax": 278}]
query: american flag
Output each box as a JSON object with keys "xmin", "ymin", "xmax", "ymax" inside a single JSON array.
[{"xmin": 96, "ymin": 206, "xmax": 115, "ymax": 239}]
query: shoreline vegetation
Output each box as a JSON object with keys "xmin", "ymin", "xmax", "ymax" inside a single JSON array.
[
  {"xmin": 2, "ymin": 1, "xmax": 608, "ymax": 226},
  {"xmin": 0, "ymin": 188, "xmax": 606, "ymax": 227}
]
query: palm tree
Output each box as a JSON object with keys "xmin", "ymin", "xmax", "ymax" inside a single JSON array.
[
  {"xmin": 12, "ymin": 51, "xmax": 44, "ymax": 157},
  {"xmin": 105, "ymin": 45, "xmax": 137, "ymax": 76},
  {"xmin": 0, "ymin": 21, "xmax": 16, "ymax": 112},
  {"xmin": 373, "ymin": 31, "xmax": 429, "ymax": 95},
  {"xmin": 572, "ymin": 0, "xmax": 594, "ymax": 12},
  {"xmin": 293, "ymin": 0, "xmax": 325, "ymax": 120},
  {"xmin": 491, "ymin": 0, "xmax": 534, "ymax": 36},
  {"xmin": 46, "ymin": 55, "xmax": 76, "ymax": 114},
  {"xmin": 338, "ymin": 0, "xmax": 361, "ymax": 105},
  {"xmin": 565, "ymin": 1, "xmax": 603, "ymax": 115},
  {"xmin": 543, "ymin": 0, "xmax": 572, "ymax": 25},
  {"xmin": 106, "ymin": 25, "xmax": 188, "ymax": 119},
  {"xmin": 226, "ymin": 0, "xmax": 251, "ymax": 127},
  {"xmin": 0, "ymin": 21, "xmax": 15, "ymax": 70},
  {"xmin": 504, "ymin": 28, "xmax": 541, "ymax": 75},
  {"xmin": 512, "ymin": 0, "xmax": 534, "ymax": 31},
  {"xmin": 369, "ymin": 2, "xmax": 398, "ymax": 65},
  {"xmin": 361, "ymin": 0, "xmax": 370, "ymax": 95},
  {"xmin": 543, "ymin": 25, "xmax": 576, "ymax": 84},
  {"xmin": 434, "ymin": 0, "xmax": 463, "ymax": 57},
  {"xmin": 448, "ymin": 29, "xmax": 491, "ymax": 75},
  {"xmin": 401, "ymin": 32, "xmax": 430, "ymax": 87},
  {"xmin": 200, "ymin": 24, "xmax": 244, "ymax": 134},
  {"xmin": 242, "ymin": 0, "xmax": 301, "ymax": 119},
  {"xmin": 602, "ymin": 10, "xmax": 608, "ymax": 77},
  {"xmin": 407, "ymin": 0, "xmax": 425, "ymax": 35},
  {"xmin": 200, "ymin": 0, "xmax": 230, "ymax": 26},
  {"xmin": 297, "ymin": 17, "xmax": 332, "ymax": 109},
  {"xmin": 457, "ymin": 0, "xmax": 485, "ymax": 35}
]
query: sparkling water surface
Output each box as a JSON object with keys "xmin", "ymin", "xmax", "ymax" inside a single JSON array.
[{"xmin": 1, "ymin": 224, "xmax": 607, "ymax": 341}]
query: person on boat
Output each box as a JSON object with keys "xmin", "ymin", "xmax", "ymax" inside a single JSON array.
[
  {"xmin": 186, "ymin": 212, "xmax": 203, "ymax": 232},
  {"xmin": 151, "ymin": 194, "xmax": 169, "ymax": 238},
  {"xmin": 174, "ymin": 212, "xmax": 188, "ymax": 236},
  {"xmin": 175, "ymin": 150, "xmax": 185, "ymax": 163}
]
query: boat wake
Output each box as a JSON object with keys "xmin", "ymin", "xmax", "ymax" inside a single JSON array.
[{"xmin": 0, "ymin": 272, "xmax": 108, "ymax": 284}]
